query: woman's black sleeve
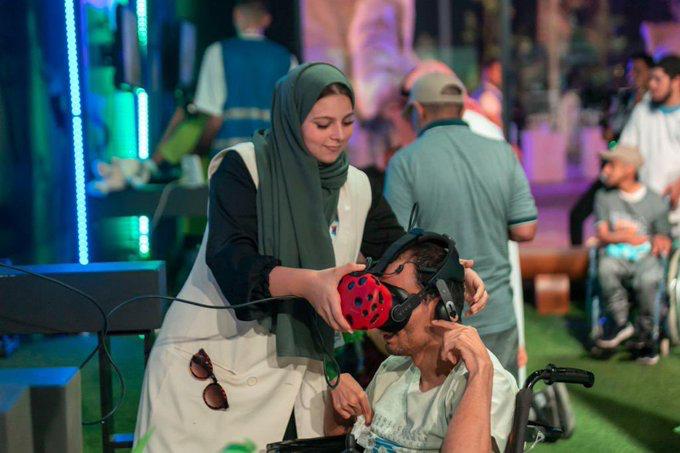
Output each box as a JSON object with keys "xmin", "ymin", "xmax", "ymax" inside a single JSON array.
[
  {"xmin": 360, "ymin": 177, "xmax": 406, "ymax": 261},
  {"xmin": 205, "ymin": 151, "xmax": 280, "ymax": 321}
]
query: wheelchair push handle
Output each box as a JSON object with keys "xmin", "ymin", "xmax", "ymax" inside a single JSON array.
[{"xmin": 525, "ymin": 363, "xmax": 595, "ymax": 390}]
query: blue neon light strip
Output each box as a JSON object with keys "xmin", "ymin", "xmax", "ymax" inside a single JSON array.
[
  {"xmin": 136, "ymin": 1, "xmax": 150, "ymax": 256},
  {"xmin": 136, "ymin": 0, "xmax": 149, "ymax": 159},
  {"xmin": 137, "ymin": 89, "xmax": 149, "ymax": 159},
  {"xmin": 138, "ymin": 216, "xmax": 150, "ymax": 256},
  {"xmin": 65, "ymin": 0, "xmax": 89, "ymax": 264},
  {"xmin": 136, "ymin": 0, "xmax": 148, "ymax": 49}
]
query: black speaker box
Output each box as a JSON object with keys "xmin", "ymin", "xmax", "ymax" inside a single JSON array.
[{"xmin": 0, "ymin": 261, "xmax": 166, "ymax": 334}]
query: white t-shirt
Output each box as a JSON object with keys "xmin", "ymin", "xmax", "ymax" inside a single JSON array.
[
  {"xmin": 619, "ymin": 101, "xmax": 680, "ymax": 235},
  {"xmin": 193, "ymin": 34, "xmax": 298, "ymax": 118},
  {"xmin": 463, "ymin": 109, "xmax": 505, "ymax": 141},
  {"xmin": 351, "ymin": 352, "xmax": 517, "ymax": 452}
]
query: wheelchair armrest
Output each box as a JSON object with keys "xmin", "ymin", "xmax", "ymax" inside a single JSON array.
[
  {"xmin": 525, "ymin": 364, "xmax": 594, "ymax": 389},
  {"xmin": 504, "ymin": 389, "xmax": 533, "ymax": 453},
  {"xmin": 546, "ymin": 365, "xmax": 595, "ymax": 388},
  {"xmin": 526, "ymin": 420, "xmax": 563, "ymax": 443},
  {"xmin": 266, "ymin": 435, "xmax": 350, "ymax": 452}
]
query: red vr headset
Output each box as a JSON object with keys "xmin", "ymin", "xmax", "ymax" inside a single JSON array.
[{"xmin": 338, "ymin": 229, "xmax": 465, "ymax": 333}]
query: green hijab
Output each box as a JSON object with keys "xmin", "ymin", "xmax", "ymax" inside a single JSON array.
[{"xmin": 252, "ymin": 63, "xmax": 354, "ymax": 360}]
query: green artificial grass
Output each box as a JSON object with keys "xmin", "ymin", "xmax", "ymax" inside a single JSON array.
[
  {"xmin": 524, "ymin": 307, "xmax": 680, "ymax": 452},
  {"xmin": 0, "ymin": 333, "xmax": 145, "ymax": 453},
  {"xmin": 1, "ymin": 304, "xmax": 679, "ymax": 452}
]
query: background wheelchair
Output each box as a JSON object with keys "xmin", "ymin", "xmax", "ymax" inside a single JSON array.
[
  {"xmin": 266, "ymin": 364, "xmax": 594, "ymax": 453},
  {"xmin": 585, "ymin": 246, "xmax": 678, "ymax": 356},
  {"xmin": 664, "ymin": 247, "xmax": 680, "ymax": 348}
]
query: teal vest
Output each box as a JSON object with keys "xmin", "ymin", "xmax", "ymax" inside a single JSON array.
[{"xmin": 213, "ymin": 38, "xmax": 291, "ymax": 152}]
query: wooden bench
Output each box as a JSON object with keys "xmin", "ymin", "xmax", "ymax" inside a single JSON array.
[{"xmin": 519, "ymin": 246, "xmax": 589, "ymax": 281}]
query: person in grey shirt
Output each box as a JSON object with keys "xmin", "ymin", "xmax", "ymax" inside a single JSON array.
[
  {"xmin": 384, "ymin": 73, "xmax": 537, "ymax": 377},
  {"xmin": 594, "ymin": 145, "xmax": 671, "ymax": 365}
]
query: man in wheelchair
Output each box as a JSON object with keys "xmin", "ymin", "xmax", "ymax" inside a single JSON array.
[
  {"xmin": 594, "ymin": 145, "xmax": 672, "ymax": 364},
  {"xmin": 324, "ymin": 235, "xmax": 518, "ymax": 452}
]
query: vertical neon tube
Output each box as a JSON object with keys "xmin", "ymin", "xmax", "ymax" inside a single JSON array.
[
  {"xmin": 65, "ymin": 0, "xmax": 89, "ymax": 264},
  {"xmin": 136, "ymin": 0, "xmax": 150, "ymax": 256},
  {"xmin": 138, "ymin": 215, "xmax": 150, "ymax": 257},
  {"xmin": 136, "ymin": 88, "xmax": 149, "ymax": 159},
  {"xmin": 136, "ymin": 0, "xmax": 148, "ymax": 49},
  {"xmin": 136, "ymin": 0, "xmax": 149, "ymax": 159}
]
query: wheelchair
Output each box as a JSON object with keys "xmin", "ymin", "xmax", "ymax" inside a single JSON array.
[
  {"xmin": 266, "ymin": 364, "xmax": 594, "ymax": 453},
  {"xmin": 585, "ymin": 246, "xmax": 676, "ymax": 355},
  {"xmin": 665, "ymin": 247, "xmax": 680, "ymax": 346}
]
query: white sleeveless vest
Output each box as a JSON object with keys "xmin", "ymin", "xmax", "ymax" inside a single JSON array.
[{"xmin": 134, "ymin": 143, "xmax": 372, "ymax": 452}]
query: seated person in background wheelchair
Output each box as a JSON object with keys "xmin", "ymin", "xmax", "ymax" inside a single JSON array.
[
  {"xmin": 594, "ymin": 144, "xmax": 672, "ymax": 364},
  {"xmin": 325, "ymin": 237, "xmax": 517, "ymax": 452}
]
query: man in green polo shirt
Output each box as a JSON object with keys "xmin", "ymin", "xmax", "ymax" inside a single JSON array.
[{"xmin": 384, "ymin": 72, "xmax": 537, "ymax": 377}]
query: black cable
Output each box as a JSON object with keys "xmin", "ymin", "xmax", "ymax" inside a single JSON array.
[
  {"xmin": 0, "ymin": 262, "xmax": 119, "ymax": 425},
  {"xmin": 89, "ymin": 294, "xmax": 296, "ymax": 426},
  {"xmin": 82, "ymin": 341, "xmax": 127, "ymax": 426},
  {"xmin": 1, "ymin": 263, "xmax": 338, "ymax": 422},
  {"xmin": 310, "ymin": 313, "xmax": 342, "ymax": 390},
  {"xmin": 407, "ymin": 202, "xmax": 419, "ymax": 230},
  {"xmin": 0, "ymin": 263, "xmax": 108, "ymax": 332},
  {"xmin": 107, "ymin": 294, "xmax": 298, "ymax": 320}
]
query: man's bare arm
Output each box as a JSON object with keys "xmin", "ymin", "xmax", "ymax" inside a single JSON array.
[
  {"xmin": 192, "ymin": 114, "xmax": 223, "ymax": 156},
  {"xmin": 596, "ymin": 222, "xmax": 648, "ymax": 246},
  {"xmin": 432, "ymin": 320, "xmax": 494, "ymax": 453},
  {"xmin": 508, "ymin": 222, "xmax": 537, "ymax": 242},
  {"xmin": 442, "ymin": 371, "xmax": 493, "ymax": 452}
]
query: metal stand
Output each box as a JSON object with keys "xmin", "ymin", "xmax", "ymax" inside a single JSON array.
[{"xmin": 99, "ymin": 331, "xmax": 154, "ymax": 452}]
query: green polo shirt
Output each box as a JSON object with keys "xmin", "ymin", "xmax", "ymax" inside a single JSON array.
[{"xmin": 384, "ymin": 120, "xmax": 537, "ymax": 335}]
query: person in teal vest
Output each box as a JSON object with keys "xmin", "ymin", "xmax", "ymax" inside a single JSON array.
[
  {"xmin": 193, "ymin": 0, "xmax": 295, "ymax": 155},
  {"xmin": 153, "ymin": 0, "xmax": 296, "ymax": 167}
]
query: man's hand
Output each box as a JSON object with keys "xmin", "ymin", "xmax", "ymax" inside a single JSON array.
[
  {"xmin": 461, "ymin": 264, "xmax": 489, "ymax": 316},
  {"xmin": 663, "ymin": 177, "xmax": 680, "ymax": 208},
  {"xmin": 626, "ymin": 234, "xmax": 650, "ymax": 246},
  {"xmin": 437, "ymin": 320, "xmax": 494, "ymax": 452},
  {"xmin": 431, "ymin": 320, "xmax": 492, "ymax": 378},
  {"xmin": 330, "ymin": 373, "xmax": 373, "ymax": 425},
  {"xmin": 517, "ymin": 345, "xmax": 528, "ymax": 369},
  {"xmin": 652, "ymin": 234, "xmax": 672, "ymax": 257}
]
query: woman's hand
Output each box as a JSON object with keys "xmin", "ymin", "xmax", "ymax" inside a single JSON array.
[
  {"xmin": 330, "ymin": 373, "xmax": 373, "ymax": 424},
  {"xmin": 460, "ymin": 263, "xmax": 488, "ymax": 317},
  {"xmin": 301, "ymin": 262, "xmax": 365, "ymax": 333}
]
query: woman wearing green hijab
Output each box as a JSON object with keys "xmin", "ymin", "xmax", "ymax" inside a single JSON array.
[{"xmin": 135, "ymin": 63, "xmax": 487, "ymax": 451}]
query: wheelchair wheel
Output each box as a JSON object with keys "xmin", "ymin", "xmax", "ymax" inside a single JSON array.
[
  {"xmin": 666, "ymin": 248, "xmax": 680, "ymax": 345},
  {"xmin": 585, "ymin": 247, "xmax": 603, "ymax": 341}
]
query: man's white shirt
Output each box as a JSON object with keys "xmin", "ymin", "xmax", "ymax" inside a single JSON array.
[
  {"xmin": 619, "ymin": 100, "xmax": 680, "ymax": 235},
  {"xmin": 351, "ymin": 351, "xmax": 517, "ymax": 452}
]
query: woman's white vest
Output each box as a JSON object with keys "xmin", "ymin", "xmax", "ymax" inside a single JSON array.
[{"xmin": 134, "ymin": 143, "xmax": 372, "ymax": 452}]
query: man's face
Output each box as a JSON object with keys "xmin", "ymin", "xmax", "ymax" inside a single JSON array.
[
  {"xmin": 649, "ymin": 67, "xmax": 675, "ymax": 104},
  {"xmin": 627, "ymin": 59, "xmax": 650, "ymax": 91},
  {"xmin": 601, "ymin": 159, "xmax": 634, "ymax": 188},
  {"xmin": 486, "ymin": 62, "xmax": 503, "ymax": 88},
  {"xmin": 379, "ymin": 253, "xmax": 436, "ymax": 356}
]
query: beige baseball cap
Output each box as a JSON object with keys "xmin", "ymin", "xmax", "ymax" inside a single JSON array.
[
  {"xmin": 599, "ymin": 144, "xmax": 644, "ymax": 169},
  {"xmin": 403, "ymin": 72, "xmax": 466, "ymax": 117}
]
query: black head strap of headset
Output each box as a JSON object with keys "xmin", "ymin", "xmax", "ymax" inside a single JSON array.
[{"xmin": 368, "ymin": 228, "xmax": 465, "ymax": 323}]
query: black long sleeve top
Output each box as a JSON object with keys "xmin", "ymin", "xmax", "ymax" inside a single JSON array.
[{"xmin": 205, "ymin": 151, "xmax": 405, "ymax": 320}]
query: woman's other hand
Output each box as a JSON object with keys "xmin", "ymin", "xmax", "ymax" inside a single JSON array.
[{"xmin": 462, "ymin": 267, "xmax": 488, "ymax": 316}]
